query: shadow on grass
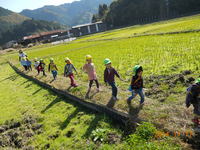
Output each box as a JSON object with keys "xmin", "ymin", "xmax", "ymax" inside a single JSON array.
[
  {"xmin": 41, "ymin": 97, "xmax": 61, "ymax": 113},
  {"xmin": 90, "ymin": 91, "xmax": 99, "ymax": 99},
  {"xmin": 25, "ymin": 83, "xmax": 33, "ymax": 88},
  {"xmin": 82, "ymin": 115, "xmax": 103, "ymax": 138},
  {"xmin": 106, "ymin": 98, "xmax": 117, "ymax": 108},
  {"xmin": 128, "ymin": 104, "xmax": 143, "ymax": 118},
  {"xmin": 32, "ymin": 88, "xmax": 43, "ymax": 95},
  {"xmin": 20, "ymin": 80, "xmax": 29, "ymax": 85},
  {"xmin": 0, "ymin": 74, "xmax": 19, "ymax": 82},
  {"xmin": 60, "ymin": 108, "xmax": 80, "ymax": 130},
  {"xmin": 123, "ymin": 104, "xmax": 144, "ymax": 135}
]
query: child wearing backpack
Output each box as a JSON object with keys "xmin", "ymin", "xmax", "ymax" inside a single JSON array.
[
  {"xmin": 48, "ymin": 58, "xmax": 58, "ymax": 80},
  {"xmin": 82, "ymin": 55, "xmax": 99, "ymax": 98},
  {"xmin": 104, "ymin": 58, "xmax": 123, "ymax": 100},
  {"xmin": 64, "ymin": 57, "xmax": 78, "ymax": 87},
  {"xmin": 37, "ymin": 59, "xmax": 46, "ymax": 76},
  {"xmin": 186, "ymin": 78, "xmax": 200, "ymax": 127},
  {"xmin": 127, "ymin": 65, "xmax": 145, "ymax": 105}
]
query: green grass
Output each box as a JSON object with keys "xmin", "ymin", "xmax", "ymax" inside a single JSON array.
[
  {"xmin": 0, "ymin": 61, "xmax": 182, "ymax": 149},
  {"xmin": 2, "ymin": 14, "xmax": 200, "ymax": 149},
  {"xmin": 0, "ymin": 62, "xmax": 122, "ymax": 149},
  {"xmin": 76, "ymin": 14, "xmax": 200, "ymax": 41},
  {"xmin": 15, "ymin": 32, "xmax": 200, "ymax": 80}
]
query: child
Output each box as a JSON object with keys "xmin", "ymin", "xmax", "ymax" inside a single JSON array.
[
  {"xmin": 20, "ymin": 56, "xmax": 28, "ymax": 71},
  {"xmin": 26, "ymin": 57, "xmax": 32, "ymax": 71},
  {"xmin": 34, "ymin": 58, "xmax": 40, "ymax": 74},
  {"xmin": 83, "ymin": 55, "xmax": 99, "ymax": 98},
  {"xmin": 19, "ymin": 50, "xmax": 27, "ymax": 61},
  {"xmin": 64, "ymin": 57, "xmax": 78, "ymax": 87},
  {"xmin": 127, "ymin": 65, "xmax": 145, "ymax": 105},
  {"xmin": 186, "ymin": 78, "xmax": 200, "ymax": 127},
  {"xmin": 104, "ymin": 58, "xmax": 123, "ymax": 100},
  {"xmin": 48, "ymin": 58, "xmax": 58, "ymax": 80},
  {"xmin": 37, "ymin": 59, "xmax": 46, "ymax": 76}
]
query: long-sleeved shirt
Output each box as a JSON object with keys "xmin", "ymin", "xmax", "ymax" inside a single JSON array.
[
  {"xmin": 64, "ymin": 64, "xmax": 77, "ymax": 76},
  {"xmin": 48, "ymin": 63, "xmax": 58, "ymax": 72},
  {"xmin": 83, "ymin": 63, "xmax": 97, "ymax": 80},
  {"xmin": 104, "ymin": 67, "xmax": 120, "ymax": 83},
  {"xmin": 130, "ymin": 75, "xmax": 143, "ymax": 90},
  {"xmin": 186, "ymin": 83, "xmax": 200, "ymax": 115},
  {"xmin": 19, "ymin": 52, "xmax": 27, "ymax": 61},
  {"xmin": 186, "ymin": 84, "xmax": 200, "ymax": 107},
  {"xmin": 34, "ymin": 61, "xmax": 40, "ymax": 69},
  {"xmin": 38, "ymin": 62, "xmax": 45, "ymax": 70}
]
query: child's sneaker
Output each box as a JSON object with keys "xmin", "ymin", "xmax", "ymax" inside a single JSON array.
[{"xmin": 96, "ymin": 88, "xmax": 100, "ymax": 92}]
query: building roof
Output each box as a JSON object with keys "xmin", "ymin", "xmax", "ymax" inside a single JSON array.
[
  {"xmin": 23, "ymin": 30, "xmax": 67, "ymax": 40},
  {"xmin": 72, "ymin": 21, "xmax": 103, "ymax": 29}
]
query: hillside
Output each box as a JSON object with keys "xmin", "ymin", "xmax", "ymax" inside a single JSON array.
[
  {"xmin": 0, "ymin": 7, "xmax": 67, "ymax": 46},
  {"xmin": 0, "ymin": 19, "xmax": 67, "ymax": 46},
  {"xmin": 20, "ymin": 0, "xmax": 112, "ymax": 26},
  {"xmin": 0, "ymin": 7, "xmax": 30, "ymax": 38},
  {"xmin": 95, "ymin": 0, "xmax": 200, "ymax": 27}
]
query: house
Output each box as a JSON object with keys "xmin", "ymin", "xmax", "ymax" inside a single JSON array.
[
  {"xmin": 71, "ymin": 21, "xmax": 106, "ymax": 37},
  {"xmin": 21, "ymin": 30, "xmax": 70, "ymax": 45},
  {"xmin": 19, "ymin": 21, "xmax": 107, "ymax": 46}
]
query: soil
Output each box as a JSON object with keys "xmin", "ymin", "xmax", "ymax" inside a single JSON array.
[{"xmin": 0, "ymin": 116, "xmax": 43, "ymax": 149}]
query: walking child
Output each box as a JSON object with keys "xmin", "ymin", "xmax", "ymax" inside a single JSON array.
[
  {"xmin": 186, "ymin": 78, "xmax": 200, "ymax": 128},
  {"xmin": 20, "ymin": 57, "xmax": 28, "ymax": 71},
  {"xmin": 19, "ymin": 50, "xmax": 27, "ymax": 61},
  {"xmin": 127, "ymin": 65, "xmax": 145, "ymax": 105},
  {"xmin": 34, "ymin": 58, "xmax": 40, "ymax": 74},
  {"xmin": 64, "ymin": 57, "xmax": 78, "ymax": 87},
  {"xmin": 26, "ymin": 57, "xmax": 32, "ymax": 71},
  {"xmin": 104, "ymin": 58, "xmax": 123, "ymax": 100},
  {"xmin": 83, "ymin": 55, "xmax": 99, "ymax": 98},
  {"xmin": 37, "ymin": 59, "xmax": 46, "ymax": 76},
  {"xmin": 48, "ymin": 58, "xmax": 58, "ymax": 80}
]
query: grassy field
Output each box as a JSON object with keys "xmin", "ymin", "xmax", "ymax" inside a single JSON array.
[
  {"xmin": 2, "ymin": 14, "xmax": 200, "ymax": 149},
  {"xmin": 0, "ymin": 60, "xmax": 183, "ymax": 149},
  {"xmin": 76, "ymin": 14, "xmax": 200, "ymax": 41}
]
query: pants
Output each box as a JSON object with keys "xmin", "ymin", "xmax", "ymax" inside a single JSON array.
[
  {"xmin": 39, "ymin": 69, "xmax": 46, "ymax": 76},
  {"xmin": 193, "ymin": 101, "xmax": 200, "ymax": 116},
  {"xmin": 52, "ymin": 70, "xmax": 57, "ymax": 79},
  {"xmin": 128, "ymin": 88, "xmax": 145, "ymax": 104},
  {"xmin": 89, "ymin": 80, "xmax": 99, "ymax": 88},
  {"xmin": 23, "ymin": 65, "xmax": 28, "ymax": 71},
  {"xmin": 68, "ymin": 73, "xmax": 77, "ymax": 86},
  {"xmin": 27, "ymin": 65, "xmax": 32, "ymax": 71},
  {"xmin": 108, "ymin": 82, "xmax": 118, "ymax": 98}
]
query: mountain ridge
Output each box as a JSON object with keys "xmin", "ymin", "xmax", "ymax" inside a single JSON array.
[{"xmin": 20, "ymin": 0, "xmax": 112, "ymax": 26}]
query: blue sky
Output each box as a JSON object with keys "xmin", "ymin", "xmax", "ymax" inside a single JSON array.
[{"xmin": 0, "ymin": 0, "xmax": 79, "ymax": 12}]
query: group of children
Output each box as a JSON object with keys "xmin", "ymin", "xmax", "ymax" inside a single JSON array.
[
  {"xmin": 19, "ymin": 50, "xmax": 200, "ymax": 127},
  {"xmin": 19, "ymin": 50, "xmax": 145, "ymax": 105}
]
